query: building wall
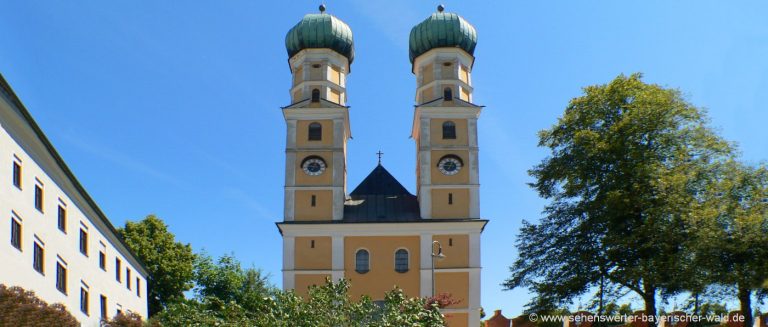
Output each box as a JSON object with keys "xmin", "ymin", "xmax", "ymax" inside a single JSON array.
[
  {"xmin": 432, "ymin": 234, "xmax": 469, "ymax": 268},
  {"xmin": 431, "ymin": 188, "xmax": 470, "ymax": 218},
  {"xmin": 296, "ymin": 120, "xmax": 333, "ymax": 147},
  {"xmin": 430, "ymin": 150, "xmax": 470, "ymax": 184},
  {"xmin": 344, "ymin": 236, "xmax": 420, "ymax": 301},
  {"xmin": 430, "ymin": 118, "xmax": 468, "ymax": 146},
  {"xmin": 294, "ymin": 273, "xmax": 331, "ymax": 298},
  {"xmin": 294, "ymin": 236, "xmax": 332, "ymax": 270},
  {"xmin": 446, "ymin": 313, "xmax": 469, "ymax": 327},
  {"xmin": 294, "ymin": 190, "xmax": 333, "ymax": 221},
  {"xmin": 0, "ymin": 91, "xmax": 148, "ymax": 326},
  {"xmin": 294, "ymin": 151, "xmax": 333, "ymax": 185}
]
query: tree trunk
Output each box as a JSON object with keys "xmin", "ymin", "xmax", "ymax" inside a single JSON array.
[
  {"xmin": 738, "ymin": 286, "xmax": 752, "ymax": 327},
  {"xmin": 643, "ymin": 284, "xmax": 657, "ymax": 326}
]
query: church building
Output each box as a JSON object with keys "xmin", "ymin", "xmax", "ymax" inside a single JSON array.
[{"xmin": 276, "ymin": 5, "xmax": 487, "ymax": 326}]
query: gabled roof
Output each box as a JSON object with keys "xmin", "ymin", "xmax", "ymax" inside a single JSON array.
[{"xmin": 343, "ymin": 164, "xmax": 421, "ymax": 222}]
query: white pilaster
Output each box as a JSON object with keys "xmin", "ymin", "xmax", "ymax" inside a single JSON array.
[
  {"xmin": 283, "ymin": 236, "xmax": 295, "ymax": 289},
  {"xmin": 332, "ymin": 236, "xmax": 344, "ymax": 282},
  {"xmin": 420, "ymin": 233, "xmax": 433, "ymax": 297},
  {"xmin": 286, "ymin": 120, "xmax": 297, "ymax": 148},
  {"xmin": 469, "ymin": 269, "xmax": 481, "ymax": 325},
  {"xmin": 469, "ymin": 232, "xmax": 481, "ymax": 268},
  {"xmin": 284, "ymin": 190, "xmax": 295, "ymax": 221}
]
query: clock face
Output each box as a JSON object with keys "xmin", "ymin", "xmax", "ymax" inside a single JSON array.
[
  {"xmin": 437, "ymin": 156, "xmax": 462, "ymax": 175},
  {"xmin": 302, "ymin": 157, "xmax": 327, "ymax": 176}
]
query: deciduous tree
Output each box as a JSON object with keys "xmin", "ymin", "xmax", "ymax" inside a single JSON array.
[
  {"xmin": 118, "ymin": 215, "xmax": 196, "ymax": 316},
  {"xmin": 506, "ymin": 73, "xmax": 731, "ymax": 319}
]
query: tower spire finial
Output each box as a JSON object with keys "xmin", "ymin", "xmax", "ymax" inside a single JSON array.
[
  {"xmin": 437, "ymin": 4, "xmax": 445, "ymax": 12},
  {"xmin": 319, "ymin": 4, "xmax": 326, "ymax": 13},
  {"xmin": 376, "ymin": 150, "xmax": 384, "ymax": 165}
]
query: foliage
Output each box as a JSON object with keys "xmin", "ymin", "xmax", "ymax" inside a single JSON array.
[
  {"xmin": 0, "ymin": 284, "xmax": 79, "ymax": 327},
  {"xmin": 688, "ymin": 161, "xmax": 768, "ymax": 326},
  {"xmin": 193, "ymin": 252, "xmax": 270, "ymax": 313},
  {"xmin": 505, "ymin": 73, "xmax": 732, "ymax": 317},
  {"xmin": 152, "ymin": 251, "xmax": 447, "ymax": 326},
  {"xmin": 105, "ymin": 311, "xmax": 157, "ymax": 327},
  {"xmin": 155, "ymin": 278, "xmax": 447, "ymax": 326},
  {"xmin": 118, "ymin": 214, "xmax": 196, "ymax": 316}
]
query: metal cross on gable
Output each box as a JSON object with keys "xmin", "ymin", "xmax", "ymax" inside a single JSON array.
[{"xmin": 376, "ymin": 150, "xmax": 384, "ymax": 164}]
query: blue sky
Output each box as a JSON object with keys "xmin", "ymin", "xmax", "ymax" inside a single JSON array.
[{"xmin": 2, "ymin": 0, "xmax": 768, "ymax": 317}]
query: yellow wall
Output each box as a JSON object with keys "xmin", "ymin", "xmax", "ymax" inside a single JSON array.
[
  {"xmin": 344, "ymin": 236, "xmax": 420, "ymax": 301},
  {"xmin": 329, "ymin": 65, "xmax": 341, "ymax": 85},
  {"xmin": 430, "ymin": 150, "xmax": 470, "ymax": 184},
  {"xmin": 432, "ymin": 234, "xmax": 469, "ymax": 268},
  {"xmin": 419, "ymin": 90, "xmax": 430, "ymax": 104},
  {"xmin": 435, "ymin": 272, "xmax": 469, "ymax": 309},
  {"xmin": 431, "ymin": 188, "xmax": 470, "ymax": 219},
  {"xmin": 445, "ymin": 313, "xmax": 469, "ymax": 327},
  {"xmin": 294, "ymin": 274, "xmax": 330, "ymax": 298},
  {"xmin": 328, "ymin": 89, "xmax": 341, "ymax": 104},
  {"xmin": 295, "ymin": 151, "xmax": 333, "ymax": 185},
  {"xmin": 296, "ymin": 120, "xmax": 333, "ymax": 147},
  {"xmin": 422, "ymin": 63, "xmax": 434, "ymax": 86},
  {"xmin": 459, "ymin": 65, "xmax": 469, "ymax": 84},
  {"xmin": 460, "ymin": 88, "xmax": 471, "ymax": 102},
  {"xmin": 295, "ymin": 236, "xmax": 332, "ymax": 269},
  {"xmin": 294, "ymin": 190, "xmax": 333, "ymax": 221},
  {"xmin": 430, "ymin": 118, "xmax": 468, "ymax": 146}
]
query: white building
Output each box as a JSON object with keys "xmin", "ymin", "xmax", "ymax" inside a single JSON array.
[{"xmin": 0, "ymin": 74, "xmax": 148, "ymax": 326}]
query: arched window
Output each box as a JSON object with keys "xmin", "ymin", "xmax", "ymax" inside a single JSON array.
[
  {"xmin": 308, "ymin": 122, "xmax": 322, "ymax": 141},
  {"xmin": 394, "ymin": 249, "xmax": 409, "ymax": 273},
  {"xmin": 355, "ymin": 249, "xmax": 370, "ymax": 274},
  {"xmin": 443, "ymin": 87, "xmax": 453, "ymax": 101},
  {"xmin": 442, "ymin": 121, "xmax": 456, "ymax": 139},
  {"xmin": 311, "ymin": 89, "xmax": 320, "ymax": 102}
]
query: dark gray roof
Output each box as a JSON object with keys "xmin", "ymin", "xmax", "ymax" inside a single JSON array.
[{"xmin": 343, "ymin": 165, "xmax": 421, "ymax": 222}]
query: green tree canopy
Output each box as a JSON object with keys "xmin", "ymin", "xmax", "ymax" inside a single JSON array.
[
  {"xmin": 505, "ymin": 73, "xmax": 732, "ymax": 318},
  {"xmin": 155, "ymin": 252, "xmax": 446, "ymax": 327},
  {"xmin": 118, "ymin": 215, "xmax": 196, "ymax": 316},
  {"xmin": 688, "ymin": 161, "xmax": 768, "ymax": 327}
]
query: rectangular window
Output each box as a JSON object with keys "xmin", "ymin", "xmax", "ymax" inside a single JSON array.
[
  {"xmin": 136, "ymin": 278, "xmax": 140, "ymax": 297},
  {"xmin": 57, "ymin": 206, "xmax": 67, "ymax": 233},
  {"xmin": 10, "ymin": 218, "xmax": 21, "ymax": 250},
  {"xmin": 99, "ymin": 251, "xmax": 106, "ymax": 270},
  {"xmin": 56, "ymin": 262, "xmax": 67, "ymax": 294},
  {"xmin": 311, "ymin": 195, "xmax": 316, "ymax": 207},
  {"xmin": 12, "ymin": 161, "xmax": 22, "ymax": 188},
  {"xmin": 33, "ymin": 242, "xmax": 44, "ymax": 274},
  {"xmin": 80, "ymin": 287, "xmax": 89, "ymax": 315},
  {"xmin": 79, "ymin": 229, "xmax": 88, "ymax": 256},
  {"xmin": 448, "ymin": 193, "xmax": 453, "ymax": 205},
  {"xmin": 34, "ymin": 184, "xmax": 44, "ymax": 212},
  {"xmin": 100, "ymin": 295, "xmax": 107, "ymax": 319},
  {"xmin": 126, "ymin": 268, "xmax": 131, "ymax": 290},
  {"xmin": 115, "ymin": 258, "xmax": 122, "ymax": 282}
]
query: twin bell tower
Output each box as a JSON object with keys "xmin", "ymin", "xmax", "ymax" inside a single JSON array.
[{"xmin": 276, "ymin": 5, "xmax": 487, "ymax": 327}]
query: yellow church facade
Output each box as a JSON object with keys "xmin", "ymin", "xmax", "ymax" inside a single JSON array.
[{"xmin": 276, "ymin": 5, "xmax": 487, "ymax": 326}]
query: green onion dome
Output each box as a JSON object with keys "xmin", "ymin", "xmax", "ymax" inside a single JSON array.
[
  {"xmin": 409, "ymin": 5, "xmax": 477, "ymax": 63},
  {"xmin": 285, "ymin": 5, "xmax": 354, "ymax": 63}
]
